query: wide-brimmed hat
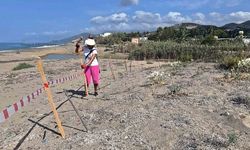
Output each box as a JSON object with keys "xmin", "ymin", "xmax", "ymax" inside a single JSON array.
[{"xmin": 85, "ymin": 38, "xmax": 96, "ymax": 46}]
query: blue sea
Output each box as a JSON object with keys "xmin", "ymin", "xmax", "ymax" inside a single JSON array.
[
  {"xmin": 0, "ymin": 43, "xmax": 60, "ymax": 52},
  {"xmin": 42, "ymin": 54, "xmax": 78, "ymax": 60}
]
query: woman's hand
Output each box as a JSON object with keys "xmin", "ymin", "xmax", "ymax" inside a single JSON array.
[{"xmin": 81, "ymin": 64, "xmax": 87, "ymax": 69}]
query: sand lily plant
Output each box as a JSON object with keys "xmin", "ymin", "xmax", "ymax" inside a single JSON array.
[
  {"xmin": 238, "ymin": 58, "xmax": 250, "ymax": 72},
  {"xmin": 147, "ymin": 71, "xmax": 167, "ymax": 85}
]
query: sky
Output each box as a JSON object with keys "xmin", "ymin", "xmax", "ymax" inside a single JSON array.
[{"xmin": 0, "ymin": 0, "xmax": 250, "ymax": 43}]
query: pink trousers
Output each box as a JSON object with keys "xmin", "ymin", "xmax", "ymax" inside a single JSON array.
[{"xmin": 84, "ymin": 65, "xmax": 100, "ymax": 86}]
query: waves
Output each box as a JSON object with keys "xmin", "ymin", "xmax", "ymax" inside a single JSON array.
[{"xmin": 0, "ymin": 43, "xmax": 61, "ymax": 52}]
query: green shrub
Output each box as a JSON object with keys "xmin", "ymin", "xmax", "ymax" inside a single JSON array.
[
  {"xmin": 220, "ymin": 56, "xmax": 241, "ymax": 70},
  {"xmin": 128, "ymin": 40, "xmax": 246, "ymax": 62},
  {"xmin": 179, "ymin": 53, "xmax": 193, "ymax": 62},
  {"xmin": 12, "ymin": 63, "xmax": 34, "ymax": 71},
  {"xmin": 201, "ymin": 35, "xmax": 217, "ymax": 45},
  {"xmin": 146, "ymin": 60, "xmax": 154, "ymax": 64},
  {"xmin": 168, "ymin": 84, "xmax": 182, "ymax": 95},
  {"xmin": 228, "ymin": 133, "xmax": 237, "ymax": 144}
]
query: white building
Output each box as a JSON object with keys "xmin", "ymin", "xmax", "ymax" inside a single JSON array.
[
  {"xmin": 139, "ymin": 37, "xmax": 148, "ymax": 41},
  {"xmin": 100, "ymin": 32, "xmax": 112, "ymax": 37},
  {"xmin": 243, "ymin": 38, "xmax": 250, "ymax": 45}
]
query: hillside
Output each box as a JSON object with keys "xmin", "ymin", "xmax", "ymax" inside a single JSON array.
[
  {"xmin": 49, "ymin": 33, "xmax": 92, "ymax": 44},
  {"xmin": 222, "ymin": 20, "xmax": 250, "ymax": 30}
]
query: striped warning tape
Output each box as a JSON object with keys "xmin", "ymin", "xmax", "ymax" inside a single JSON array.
[{"xmin": 0, "ymin": 72, "xmax": 83, "ymax": 123}]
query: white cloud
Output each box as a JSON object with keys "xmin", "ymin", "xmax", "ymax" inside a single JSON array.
[
  {"xmin": 91, "ymin": 13, "xmax": 128, "ymax": 24},
  {"xmin": 110, "ymin": 13, "xmax": 129, "ymax": 23},
  {"xmin": 120, "ymin": 0, "xmax": 139, "ymax": 6},
  {"xmin": 85, "ymin": 10, "xmax": 250, "ymax": 33},
  {"xmin": 192, "ymin": 12, "xmax": 206, "ymax": 24},
  {"xmin": 42, "ymin": 30, "xmax": 70, "ymax": 35},
  {"xmin": 209, "ymin": 12, "xmax": 222, "ymax": 18},
  {"xmin": 84, "ymin": 22, "xmax": 131, "ymax": 33},
  {"xmin": 209, "ymin": 11, "xmax": 250, "ymax": 25},
  {"xmin": 90, "ymin": 16, "xmax": 107, "ymax": 24},
  {"xmin": 25, "ymin": 30, "xmax": 70, "ymax": 36},
  {"xmin": 163, "ymin": 12, "xmax": 191, "ymax": 24},
  {"xmin": 229, "ymin": 11, "xmax": 250, "ymax": 22},
  {"xmin": 132, "ymin": 11, "xmax": 161, "ymax": 23},
  {"xmin": 194, "ymin": 13, "xmax": 205, "ymax": 20}
]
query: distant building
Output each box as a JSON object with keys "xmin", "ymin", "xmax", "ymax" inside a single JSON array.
[
  {"xmin": 131, "ymin": 37, "xmax": 148, "ymax": 44},
  {"xmin": 131, "ymin": 38, "xmax": 139, "ymax": 44},
  {"xmin": 239, "ymin": 31, "xmax": 244, "ymax": 35},
  {"xmin": 139, "ymin": 37, "xmax": 148, "ymax": 41},
  {"xmin": 243, "ymin": 39, "xmax": 250, "ymax": 45},
  {"xmin": 100, "ymin": 32, "xmax": 112, "ymax": 37},
  {"xmin": 239, "ymin": 31, "xmax": 244, "ymax": 38},
  {"xmin": 185, "ymin": 25, "xmax": 198, "ymax": 30},
  {"xmin": 214, "ymin": 36, "xmax": 219, "ymax": 40}
]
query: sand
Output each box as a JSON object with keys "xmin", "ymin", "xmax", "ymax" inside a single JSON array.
[{"xmin": 0, "ymin": 45, "xmax": 250, "ymax": 149}]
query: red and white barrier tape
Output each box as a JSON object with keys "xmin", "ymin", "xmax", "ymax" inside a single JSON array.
[{"xmin": 0, "ymin": 72, "xmax": 83, "ymax": 123}]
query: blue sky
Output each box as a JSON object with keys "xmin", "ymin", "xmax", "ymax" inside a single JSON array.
[{"xmin": 0, "ymin": 0, "xmax": 250, "ymax": 42}]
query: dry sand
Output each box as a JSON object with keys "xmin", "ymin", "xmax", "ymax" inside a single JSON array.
[{"xmin": 0, "ymin": 45, "xmax": 250, "ymax": 149}]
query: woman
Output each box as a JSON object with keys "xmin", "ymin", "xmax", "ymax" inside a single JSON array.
[
  {"xmin": 74, "ymin": 36, "xmax": 83, "ymax": 53},
  {"xmin": 80, "ymin": 37, "xmax": 100, "ymax": 96}
]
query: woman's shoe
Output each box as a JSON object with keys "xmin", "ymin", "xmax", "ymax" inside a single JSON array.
[{"xmin": 94, "ymin": 92, "xmax": 98, "ymax": 96}]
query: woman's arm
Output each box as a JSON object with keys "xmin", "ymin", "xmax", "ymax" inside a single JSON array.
[
  {"xmin": 86, "ymin": 54, "xmax": 97, "ymax": 66},
  {"xmin": 75, "ymin": 37, "xmax": 83, "ymax": 53}
]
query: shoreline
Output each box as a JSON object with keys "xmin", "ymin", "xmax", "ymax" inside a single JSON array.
[
  {"xmin": 0, "ymin": 44, "xmax": 63, "ymax": 53},
  {"xmin": 0, "ymin": 43, "xmax": 75, "ymax": 63}
]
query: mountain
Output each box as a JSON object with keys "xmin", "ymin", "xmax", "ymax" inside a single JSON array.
[
  {"xmin": 241, "ymin": 20, "xmax": 250, "ymax": 29},
  {"xmin": 174, "ymin": 22, "xmax": 219, "ymax": 31},
  {"xmin": 47, "ymin": 20, "xmax": 250, "ymax": 44},
  {"xmin": 222, "ymin": 20, "xmax": 250, "ymax": 30},
  {"xmin": 49, "ymin": 33, "xmax": 92, "ymax": 44},
  {"xmin": 174, "ymin": 23, "xmax": 200, "ymax": 28},
  {"xmin": 0, "ymin": 33, "xmax": 94, "ymax": 51}
]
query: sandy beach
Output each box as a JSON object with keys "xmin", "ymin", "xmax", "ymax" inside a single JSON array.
[{"xmin": 0, "ymin": 45, "xmax": 250, "ymax": 149}]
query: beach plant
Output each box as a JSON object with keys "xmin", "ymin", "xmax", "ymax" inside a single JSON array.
[
  {"xmin": 12, "ymin": 63, "xmax": 34, "ymax": 71},
  {"xmin": 147, "ymin": 71, "xmax": 166, "ymax": 85},
  {"xmin": 170, "ymin": 61, "xmax": 183, "ymax": 76},
  {"xmin": 220, "ymin": 56, "xmax": 241, "ymax": 70},
  {"xmin": 170, "ymin": 61, "xmax": 182, "ymax": 67},
  {"xmin": 231, "ymin": 96, "xmax": 250, "ymax": 108},
  {"xmin": 238, "ymin": 58, "xmax": 250, "ymax": 73},
  {"xmin": 168, "ymin": 84, "xmax": 182, "ymax": 95},
  {"xmin": 227, "ymin": 133, "xmax": 237, "ymax": 144},
  {"xmin": 146, "ymin": 60, "xmax": 154, "ymax": 64}
]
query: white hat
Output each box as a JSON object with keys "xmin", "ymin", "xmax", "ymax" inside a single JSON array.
[{"xmin": 85, "ymin": 38, "xmax": 96, "ymax": 46}]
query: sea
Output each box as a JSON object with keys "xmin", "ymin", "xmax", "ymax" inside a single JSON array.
[{"xmin": 0, "ymin": 43, "xmax": 61, "ymax": 52}]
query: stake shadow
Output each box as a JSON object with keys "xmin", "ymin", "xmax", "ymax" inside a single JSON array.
[
  {"xmin": 28, "ymin": 119, "xmax": 61, "ymax": 136},
  {"xmin": 64, "ymin": 89, "xmax": 86, "ymax": 97},
  {"xmin": 14, "ymin": 85, "xmax": 84, "ymax": 150},
  {"xmin": 62, "ymin": 124, "xmax": 86, "ymax": 132}
]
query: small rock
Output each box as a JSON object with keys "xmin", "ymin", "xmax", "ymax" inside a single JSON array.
[
  {"xmin": 208, "ymin": 109, "xmax": 213, "ymax": 113},
  {"xmin": 220, "ymin": 112, "xmax": 230, "ymax": 116},
  {"xmin": 241, "ymin": 115, "xmax": 250, "ymax": 128}
]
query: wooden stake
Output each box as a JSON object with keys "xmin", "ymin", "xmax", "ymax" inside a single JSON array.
[
  {"xmin": 109, "ymin": 56, "xmax": 116, "ymax": 80},
  {"xmin": 157, "ymin": 56, "xmax": 161, "ymax": 69},
  {"xmin": 124, "ymin": 59, "xmax": 128, "ymax": 73},
  {"xmin": 79, "ymin": 51, "xmax": 88, "ymax": 96},
  {"xmin": 36, "ymin": 59, "xmax": 65, "ymax": 138},
  {"xmin": 129, "ymin": 60, "xmax": 132, "ymax": 72}
]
